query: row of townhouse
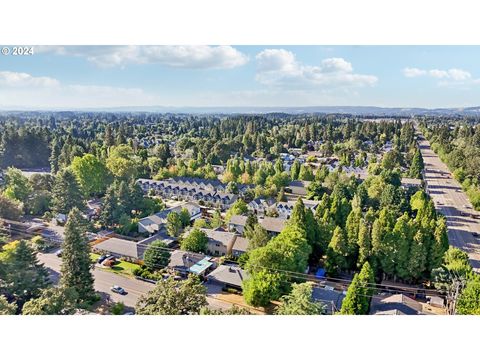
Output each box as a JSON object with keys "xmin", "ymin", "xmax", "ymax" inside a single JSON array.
[
  {"xmin": 247, "ymin": 197, "xmax": 320, "ymax": 219},
  {"xmin": 137, "ymin": 178, "xmax": 239, "ymax": 209}
]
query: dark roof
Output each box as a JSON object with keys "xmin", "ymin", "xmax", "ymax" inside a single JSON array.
[
  {"xmin": 93, "ymin": 237, "xmax": 139, "ymax": 259},
  {"xmin": 287, "ymin": 180, "xmax": 311, "ymax": 196},
  {"xmin": 312, "ymin": 287, "xmax": 346, "ymax": 314},
  {"xmin": 369, "ymin": 294, "xmax": 425, "ymax": 315},
  {"xmin": 207, "ymin": 265, "xmax": 249, "ymax": 288}
]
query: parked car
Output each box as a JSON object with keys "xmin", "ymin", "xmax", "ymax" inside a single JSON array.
[
  {"xmin": 110, "ymin": 285, "xmax": 127, "ymax": 295},
  {"xmin": 472, "ymin": 232, "xmax": 479, "ymax": 237},
  {"xmin": 55, "ymin": 249, "xmax": 63, "ymax": 257},
  {"xmin": 97, "ymin": 254, "xmax": 109, "ymax": 264}
]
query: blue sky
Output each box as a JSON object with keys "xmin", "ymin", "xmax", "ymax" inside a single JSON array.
[{"xmin": 1, "ymin": 45, "xmax": 480, "ymax": 109}]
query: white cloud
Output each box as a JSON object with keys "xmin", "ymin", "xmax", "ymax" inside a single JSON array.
[
  {"xmin": 0, "ymin": 71, "xmax": 60, "ymax": 88},
  {"xmin": 0, "ymin": 70, "xmax": 158, "ymax": 108},
  {"xmin": 404, "ymin": 67, "xmax": 472, "ymax": 81},
  {"xmin": 403, "ymin": 67, "xmax": 426, "ymax": 77},
  {"xmin": 255, "ymin": 49, "xmax": 377, "ymax": 88},
  {"xmin": 36, "ymin": 45, "xmax": 249, "ymax": 69}
]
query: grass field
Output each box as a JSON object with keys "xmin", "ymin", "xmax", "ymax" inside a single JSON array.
[{"xmin": 90, "ymin": 253, "xmax": 141, "ymax": 278}]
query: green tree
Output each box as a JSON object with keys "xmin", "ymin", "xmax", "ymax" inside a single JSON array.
[
  {"xmin": 0, "ymin": 240, "xmax": 50, "ymax": 309},
  {"xmin": 166, "ymin": 211, "xmax": 183, "ymax": 237},
  {"xmin": 99, "ymin": 183, "xmax": 119, "ymax": 226},
  {"xmin": 243, "ymin": 270, "xmax": 282, "ymax": 307},
  {"xmin": 0, "ymin": 295, "xmax": 17, "ymax": 315},
  {"xmin": 430, "ymin": 217, "xmax": 449, "ymax": 271},
  {"xmin": 22, "ymin": 286, "xmax": 79, "ymax": 315},
  {"xmin": 193, "ymin": 218, "xmax": 209, "ymax": 228},
  {"xmin": 110, "ymin": 302, "xmax": 125, "ymax": 315},
  {"xmin": 106, "ymin": 144, "xmax": 141, "ymax": 179},
  {"xmin": 51, "ymin": 168, "xmax": 85, "ymax": 214},
  {"xmin": 60, "ymin": 208, "xmax": 95, "ymax": 303},
  {"xmin": 275, "ymin": 282, "xmax": 325, "ymax": 315},
  {"xmin": 0, "ymin": 193, "xmax": 22, "ymax": 220},
  {"xmin": 179, "ymin": 208, "xmax": 191, "ymax": 227},
  {"xmin": 345, "ymin": 206, "xmax": 362, "ymax": 265},
  {"xmin": 408, "ymin": 228, "xmax": 428, "ymax": 280},
  {"xmin": 298, "ymin": 164, "xmax": 314, "ymax": 181},
  {"xmin": 339, "ymin": 274, "xmax": 365, "ymax": 315},
  {"xmin": 340, "ymin": 262, "xmax": 374, "ymax": 315},
  {"xmin": 225, "ymin": 199, "xmax": 248, "ymax": 222},
  {"xmin": 210, "ymin": 210, "xmax": 223, "ymax": 228},
  {"xmin": 325, "ymin": 226, "xmax": 349, "ymax": 275},
  {"xmin": 181, "ymin": 229, "xmax": 208, "ymax": 253},
  {"xmin": 135, "ymin": 275, "xmax": 207, "ymax": 315},
  {"xmin": 143, "ymin": 240, "xmax": 171, "ymax": 271},
  {"xmin": 71, "ymin": 154, "xmax": 111, "ymax": 196},
  {"xmin": 357, "ymin": 219, "xmax": 372, "ymax": 268},
  {"xmin": 247, "ymin": 223, "xmax": 270, "ymax": 250},
  {"xmin": 3, "ymin": 167, "xmax": 32, "ymax": 203},
  {"xmin": 243, "ymin": 213, "xmax": 258, "ymax": 240},
  {"xmin": 409, "ymin": 148, "xmax": 424, "ymax": 179},
  {"xmin": 456, "ymin": 277, "xmax": 480, "ymax": 315},
  {"xmin": 290, "ymin": 160, "xmax": 300, "ymax": 180}
]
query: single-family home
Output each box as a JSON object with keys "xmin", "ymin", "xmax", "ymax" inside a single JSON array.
[
  {"xmin": 228, "ymin": 215, "xmax": 286, "ymax": 236},
  {"xmin": 207, "ymin": 264, "xmax": 249, "ymax": 290}
]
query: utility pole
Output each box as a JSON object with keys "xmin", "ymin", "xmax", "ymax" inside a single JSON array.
[{"xmin": 447, "ymin": 278, "xmax": 464, "ymax": 315}]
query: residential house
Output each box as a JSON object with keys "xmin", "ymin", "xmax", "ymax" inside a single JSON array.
[
  {"xmin": 369, "ymin": 294, "xmax": 443, "ymax": 315},
  {"xmin": 247, "ymin": 197, "xmax": 275, "ymax": 216},
  {"xmin": 136, "ymin": 177, "xmax": 244, "ymax": 209},
  {"xmin": 231, "ymin": 236, "xmax": 248, "ymax": 257},
  {"xmin": 273, "ymin": 199, "xmax": 319, "ymax": 219},
  {"xmin": 138, "ymin": 203, "xmax": 201, "ymax": 234},
  {"xmin": 312, "ymin": 286, "xmax": 346, "ymax": 315},
  {"xmin": 93, "ymin": 237, "xmax": 140, "ymax": 260},
  {"xmin": 286, "ymin": 180, "xmax": 311, "ymax": 198},
  {"xmin": 207, "ymin": 264, "xmax": 249, "ymax": 290},
  {"xmin": 168, "ymin": 250, "xmax": 212, "ymax": 276},
  {"xmin": 228, "ymin": 215, "xmax": 286, "ymax": 236}
]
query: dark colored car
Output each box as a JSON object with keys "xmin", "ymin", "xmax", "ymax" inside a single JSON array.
[
  {"xmin": 97, "ymin": 254, "xmax": 109, "ymax": 264},
  {"xmin": 110, "ymin": 285, "xmax": 127, "ymax": 295}
]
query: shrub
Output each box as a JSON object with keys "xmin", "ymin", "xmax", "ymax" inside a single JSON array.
[{"xmin": 111, "ymin": 302, "xmax": 125, "ymax": 315}]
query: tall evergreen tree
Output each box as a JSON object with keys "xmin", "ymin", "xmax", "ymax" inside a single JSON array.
[
  {"xmin": 247, "ymin": 223, "xmax": 271, "ymax": 250},
  {"xmin": 393, "ymin": 214, "xmax": 413, "ymax": 280},
  {"xmin": 357, "ymin": 218, "xmax": 372, "ymax": 268},
  {"xmin": 60, "ymin": 208, "xmax": 95, "ymax": 303},
  {"xmin": 409, "ymin": 148, "xmax": 424, "ymax": 179},
  {"xmin": 51, "ymin": 168, "xmax": 85, "ymax": 214},
  {"xmin": 100, "ymin": 184, "xmax": 118, "ymax": 227},
  {"xmin": 0, "ymin": 240, "xmax": 50, "ymax": 309},
  {"xmin": 325, "ymin": 226, "xmax": 349, "ymax": 275},
  {"xmin": 290, "ymin": 160, "xmax": 301, "ymax": 180},
  {"xmin": 340, "ymin": 262, "xmax": 375, "ymax": 315}
]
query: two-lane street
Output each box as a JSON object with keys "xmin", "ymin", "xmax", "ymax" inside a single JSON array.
[
  {"xmin": 37, "ymin": 252, "xmax": 234, "ymax": 312},
  {"xmin": 419, "ymin": 138, "xmax": 480, "ymax": 271}
]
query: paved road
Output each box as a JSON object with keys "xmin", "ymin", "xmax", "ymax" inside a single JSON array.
[
  {"xmin": 37, "ymin": 252, "xmax": 233, "ymax": 312},
  {"xmin": 419, "ymin": 138, "xmax": 480, "ymax": 271}
]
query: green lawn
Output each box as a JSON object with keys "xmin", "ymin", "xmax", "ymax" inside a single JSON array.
[{"xmin": 90, "ymin": 253, "xmax": 141, "ymax": 277}]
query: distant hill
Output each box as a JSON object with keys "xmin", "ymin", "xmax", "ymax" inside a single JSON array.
[{"xmin": 2, "ymin": 105, "xmax": 480, "ymax": 116}]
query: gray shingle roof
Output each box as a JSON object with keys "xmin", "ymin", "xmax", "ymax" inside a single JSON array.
[
  {"xmin": 93, "ymin": 237, "xmax": 139, "ymax": 259},
  {"xmin": 207, "ymin": 265, "xmax": 249, "ymax": 288}
]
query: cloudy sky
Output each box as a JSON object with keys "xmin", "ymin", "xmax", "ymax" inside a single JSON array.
[{"xmin": 1, "ymin": 45, "xmax": 480, "ymax": 109}]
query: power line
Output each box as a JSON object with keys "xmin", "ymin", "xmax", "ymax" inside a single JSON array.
[{"xmin": 0, "ymin": 225, "xmax": 444, "ymax": 297}]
